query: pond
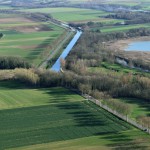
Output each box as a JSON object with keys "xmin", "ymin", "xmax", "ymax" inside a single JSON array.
[{"xmin": 125, "ymin": 41, "xmax": 150, "ymax": 51}]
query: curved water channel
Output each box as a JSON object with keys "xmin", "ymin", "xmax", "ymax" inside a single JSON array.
[{"xmin": 51, "ymin": 30, "xmax": 82, "ymax": 72}]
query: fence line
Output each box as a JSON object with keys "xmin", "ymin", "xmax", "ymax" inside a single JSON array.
[{"xmin": 83, "ymin": 94, "xmax": 150, "ymax": 134}]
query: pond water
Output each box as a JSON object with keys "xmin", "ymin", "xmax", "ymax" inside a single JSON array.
[{"xmin": 125, "ymin": 41, "xmax": 150, "ymax": 51}]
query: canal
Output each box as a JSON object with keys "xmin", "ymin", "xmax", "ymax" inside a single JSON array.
[{"xmin": 51, "ymin": 30, "xmax": 82, "ymax": 72}]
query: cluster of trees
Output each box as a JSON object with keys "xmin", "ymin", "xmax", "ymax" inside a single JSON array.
[
  {"xmin": 2, "ymin": 64, "xmax": 149, "ymax": 101},
  {"xmin": 137, "ymin": 116, "xmax": 150, "ymax": 130},
  {"xmin": 14, "ymin": 68, "xmax": 39, "ymax": 85},
  {"xmin": 75, "ymin": 3, "xmax": 140, "ymax": 12},
  {"xmin": 69, "ymin": 21, "xmax": 103, "ymax": 31},
  {"xmin": 68, "ymin": 31, "xmax": 150, "ymax": 71},
  {"xmin": 26, "ymin": 12, "xmax": 52, "ymax": 22},
  {"xmin": 63, "ymin": 32, "xmax": 150, "ymax": 101},
  {"xmin": 92, "ymin": 28, "xmax": 150, "ymax": 39},
  {"xmin": 0, "ymin": 56, "xmax": 31, "ymax": 69},
  {"xmin": 106, "ymin": 11, "xmax": 150, "ymax": 25},
  {"xmin": 103, "ymin": 99, "xmax": 132, "ymax": 116},
  {"xmin": 78, "ymin": 28, "xmax": 150, "ymax": 44}
]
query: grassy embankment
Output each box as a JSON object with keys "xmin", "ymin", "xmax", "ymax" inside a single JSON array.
[{"xmin": 0, "ymin": 80, "xmax": 149, "ymax": 150}]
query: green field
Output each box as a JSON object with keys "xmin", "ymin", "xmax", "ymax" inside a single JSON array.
[
  {"xmin": 91, "ymin": 23, "xmax": 150, "ymax": 33},
  {"xmin": 0, "ymin": 14, "xmax": 65, "ymax": 66},
  {"xmin": 0, "ymin": 81, "xmax": 150, "ymax": 150},
  {"xmin": 88, "ymin": 62, "xmax": 150, "ymax": 77},
  {"xmin": 22, "ymin": 7, "xmax": 121, "ymax": 23}
]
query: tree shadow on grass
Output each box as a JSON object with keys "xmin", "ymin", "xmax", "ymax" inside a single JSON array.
[
  {"xmin": 121, "ymin": 98, "xmax": 150, "ymax": 117},
  {"xmin": 56, "ymin": 100, "xmax": 150, "ymax": 149},
  {"xmin": 42, "ymin": 88, "xmax": 83, "ymax": 104},
  {"xmin": 100, "ymin": 131, "xmax": 149, "ymax": 150},
  {"xmin": 25, "ymin": 38, "xmax": 53, "ymax": 61},
  {"xmin": 69, "ymin": 110, "xmax": 106, "ymax": 127},
  {"xmin": 57, "ymin": 101, "xmax": 114, "ymax": 128},
  {"xmin": 0, "ymin": 80, "xmax": 32, "ymax": 89}
]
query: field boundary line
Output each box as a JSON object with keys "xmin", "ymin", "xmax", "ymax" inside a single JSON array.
[{"xmin": 81, "ymin": 94, "xmax": 150, "ymax": 135}]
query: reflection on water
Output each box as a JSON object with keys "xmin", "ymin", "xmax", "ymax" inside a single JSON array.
[{"xmin": 125, "ymin": 41, "xmax": 150, "ymax": 51}]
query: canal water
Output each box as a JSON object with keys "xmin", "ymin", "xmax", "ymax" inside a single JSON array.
[
  {"xmin": 125, "ymin": 41, "xmax": 150, "ymax": 51},
  {"xmin": 51, "ymin": 31, "xmax": 82, "ymax": 72}
]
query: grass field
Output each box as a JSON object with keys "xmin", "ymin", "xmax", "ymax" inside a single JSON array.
[
  {"xmin": 91, "ymin": 23, "xmax": 150, "ymax": 33},
  {"xmin": 0, "ymin": 14, "xmax": 65, "ymax": 66},
  {"xmin": 88, "ymin": 62, "xmax": 150, "ymax": 77},
  {"xmin": 0, "ymin": 80, "xmax": 150, "ymax": 150},
  {"xmin": 22, "ymin": 7, "xmax": 122, "ymax": 23}
]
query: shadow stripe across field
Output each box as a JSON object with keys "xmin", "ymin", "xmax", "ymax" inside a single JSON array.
[{"xmin": 0, "ymin": 100, "xmax": 131, "ymax": 150}]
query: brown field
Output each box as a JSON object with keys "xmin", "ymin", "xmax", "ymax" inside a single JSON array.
[
  {"xmin": 12, "ymin": 25, "xmax": 52, "ymax": 33},
  {"xmin": 0, "ymin": 17, "xmax": 33, "ymax": 23}
]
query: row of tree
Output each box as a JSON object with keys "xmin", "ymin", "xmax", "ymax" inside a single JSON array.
[
  {"xmin": 106, "ymin": 11, "xmax": 150, "ymax": 25},
  {"xmin": 5, "ymin": 67, "xmax": 149, "ymax": 101},
  {"xmin": 0, "ymin": 56, "xmax": 31, "ymax": 69}
]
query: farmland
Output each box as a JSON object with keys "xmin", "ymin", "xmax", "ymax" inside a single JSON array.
[
  {"xmin": 0, "ymin": 80, "xmax": 150, "ymax": 150},
  {"xmin": 0, "ymin": 13, "xmax": 65, "ymax": 66},
  {"xmin": 22, "ymin": 7, "xmax": 121, "ymax": 23},
  {"xmin": 0, "ymin": 0, "xmax": 150, "ymax": 149},
  {"xmin": 94, "ymin": 23, "xmax": 150, "ymax": 33}
]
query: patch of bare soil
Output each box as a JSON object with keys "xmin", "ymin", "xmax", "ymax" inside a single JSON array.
[
  {"xmin": 0, "ymin": 17, "xmax": 33, "ymax": 24},
  {"xmin": 12, "ymin": 25, "xmax": 52, "ymax": 33}
]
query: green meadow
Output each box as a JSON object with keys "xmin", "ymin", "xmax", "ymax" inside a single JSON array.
[
  {"xmin": 0, "ymin": 14, "xmax": 65, "ymax": 66},
  {"xmin": 22, "ymin": 7, "xmax": 120, "ymax": 23},
  {"xmin": 92, "ymin": 23, "xmax": 150, "ymax": 33},
  {"xmin": 0, "ymin": 80, "xmax": 149, "ymax": 150},
  {"xmin": 88, "ymin": 62, "xmax": 150, "ymax": 77}
]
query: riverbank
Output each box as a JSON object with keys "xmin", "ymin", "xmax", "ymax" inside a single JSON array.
[
  {"xmin": 107, "ymin": 36, "xmax": 150, "ymax": 66},
  {"xmin": 109, "ymin": 36, "xmax": 150, "ymax": 52}
]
